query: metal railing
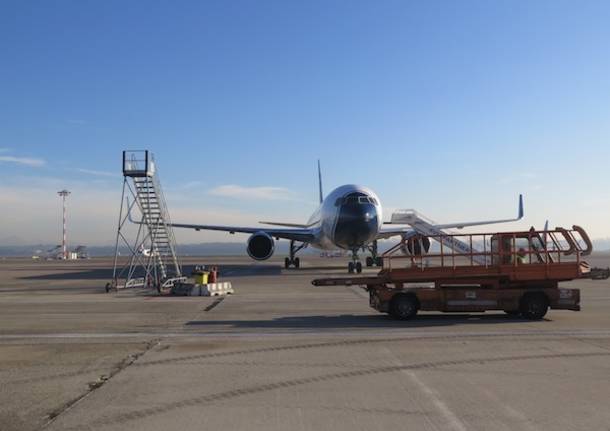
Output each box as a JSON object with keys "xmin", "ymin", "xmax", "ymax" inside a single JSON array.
[
  {"xmin": 122, "ymin": 150, "xmax": 155, "ymax": 177},
  {"xmin": 382, "ymin": 226, "xmax": 592, "ymax": 272}
]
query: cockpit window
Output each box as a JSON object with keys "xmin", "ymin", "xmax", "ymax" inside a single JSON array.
[{"xmin": 335, "ymin": 193, "xmax": 377, "ymax": 206}]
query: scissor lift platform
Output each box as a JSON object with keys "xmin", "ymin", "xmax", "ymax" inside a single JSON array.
[{"xmin": 312, "ymin": 226, "xmax": 598, "ymax": 320}]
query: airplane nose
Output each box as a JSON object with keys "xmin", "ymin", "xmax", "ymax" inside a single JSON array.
[{"xmin": 334, "ymin": 202, "xmax": 379, "ymax": 249}]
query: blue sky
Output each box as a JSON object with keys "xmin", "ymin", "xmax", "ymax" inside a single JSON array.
[{"xmin": 1, "ymin": 1, "xmax": 609, "ymax": 245}]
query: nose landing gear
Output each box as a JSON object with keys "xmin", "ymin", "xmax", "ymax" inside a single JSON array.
[
  {"xmin": 348, "ymin": 261, "xmax": 362, "ymax": 274},
  {"xmin": 348, "ymin": 249, "xmax": 363, "ymax": 274}
]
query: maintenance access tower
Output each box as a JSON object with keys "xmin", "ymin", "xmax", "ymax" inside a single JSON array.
[{"xmin": 108, "ymin": 150, "xmax": 184, "ymax": 292}]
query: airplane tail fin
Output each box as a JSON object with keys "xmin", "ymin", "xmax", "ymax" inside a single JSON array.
[
  {"xmin": 542, "ymin": 219, "xmax": 549, "ymax": 249},
  {"xmin": 318, "ymin": 160, "xmax": 323, "ymax": 204},
  {"xmin": 518, "ymin": 194, "xmax": 524, "ymax": 219}
]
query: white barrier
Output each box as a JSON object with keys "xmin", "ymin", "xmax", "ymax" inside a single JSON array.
[{"xmin": 201, "ymin": 282, "xmax": 234, "ymax": 297}]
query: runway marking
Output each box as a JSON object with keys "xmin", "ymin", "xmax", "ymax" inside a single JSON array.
[
  {"xmin": 58, "ymin": 350, "xmax": 610, "ymax": 430},
  {"xmin": 478, "ymin": 386, "xmax": 539, "ymax": 431},
  {"xmin": 406, "ymin": 371, "xmax": 468, "ymax": 431},
  {"xmin": 384, "ymin": 347, "xmax": 468, "ymax": 431}
]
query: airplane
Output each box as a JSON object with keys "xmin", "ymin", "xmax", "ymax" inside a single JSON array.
[
  {"xmin": 137, "ymin": 244, "xmax": 158, "ymax": 257},
  {"xmin": 164, "ymin": 161, "xmax": 524, "ymax": 273}
]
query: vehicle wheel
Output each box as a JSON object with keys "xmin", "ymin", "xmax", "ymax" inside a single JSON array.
[
  {"xmin": 520, "ymin": 294, "xmax": 549, "ymax": 320},
  {"xmin": 356, "ymin": 262, "xmax": 362, "ymax": 273},
  {"xmin": 366, "ymin": 256, "xmax": 373, "ymax": 267},
  {"xmin": 284, "ymin": 257, "xmax": 291, "ymax": 269},
  {"xmin": 375, "ymin": 257, "xmax": 383, "ymax": 266},
  {"xmin": 390, "ymin": 294, "xmax": 418, "ymax": 320},
  {"xmin": 348, "ymin": 262, "xmax": 355, "ymax": 274},
  {"xmin": 294, "ymin": 257, "xmax": 300, "ymax": 268}
]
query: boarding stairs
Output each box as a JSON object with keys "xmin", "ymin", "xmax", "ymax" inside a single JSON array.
[
  {"xmin": 109, "ymin": 150, "xmax": 184, "ymax": 292},
  {"xmin": 131, "ymin": 174, "xmax": 181, "ymax": 280},
  {"xmin": 390, "ymin": 210, "xmax": 488, "ymax": 265}
]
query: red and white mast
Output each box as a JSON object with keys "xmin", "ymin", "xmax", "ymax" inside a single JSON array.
[{"xmin": 57, "ymin": 190, "xmax": 71, "ymax": 259}]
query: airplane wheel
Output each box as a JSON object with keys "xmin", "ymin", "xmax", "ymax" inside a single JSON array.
[
  {"xmin": 284, "ymin": 257, "xmax": 291, "ymax": 269},
  {"xmin": 356, "ymin": 262, "xmax": 362, "ymax": 273},
  {"xmin": 348, "ymin": 262, "xmax": 355, "ymax": 274},
  {"xmin": 294, "ymin": 257, "xmax": 300, "ymax": 268},
  {"xmin": 365, "ymin": 257, "xmax": 373, "ymax": 267},
  {"xmin": 375, "ymin": 257, "xmax": 383, "ymax": 266}
]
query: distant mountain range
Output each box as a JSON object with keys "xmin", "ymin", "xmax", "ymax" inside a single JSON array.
[
  {"xmin": 0, "ymin": 242, "xmax": 316, "ymax": 257},
  {"xmin": 1, "ymin": 238, "xmax": 610, "ymax": 257}
]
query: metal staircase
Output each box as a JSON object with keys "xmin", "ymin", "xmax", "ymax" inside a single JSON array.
[{"xmin": 109, "ymin": 150, "xmax": 184, "ymax": 292}]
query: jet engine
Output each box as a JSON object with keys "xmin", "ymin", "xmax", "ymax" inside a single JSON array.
[
  {"xmin": 246, "ymin": 232, "xmax": 275, "ymax": 261},
  {"xmin": 400, "ymin": 235, "xmax": 431, "ymax": 256}
]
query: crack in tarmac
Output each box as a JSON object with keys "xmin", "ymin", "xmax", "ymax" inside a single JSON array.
[{"xmin": 40, "ymin": 339, "xmax": 159, "ymax": 430}]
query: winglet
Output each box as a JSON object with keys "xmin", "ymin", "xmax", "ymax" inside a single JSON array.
[
  {"xmin": 317, "ymin": 159, "xmax": 323, "ymax": 204},
  {"xmin": 518, "ymin": 194, "xmax": 524, "ymax": 219}
]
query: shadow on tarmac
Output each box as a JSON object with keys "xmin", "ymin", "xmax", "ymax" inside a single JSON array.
[
  {"xmin": 185, "ymin": 313, "xmax": 535, "ymax": 329},
  {"xmin": 17, "ymin": 268, "xmax": 116, "ymax": 280},
  {"xmin": 16, "ymin": 264, "xmax": 285, "ymax": 281}
]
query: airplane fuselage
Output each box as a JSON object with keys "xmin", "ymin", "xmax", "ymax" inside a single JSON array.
[{"xmin": 306, "ymin": 184, "xmax": 383, "ymax": 251}]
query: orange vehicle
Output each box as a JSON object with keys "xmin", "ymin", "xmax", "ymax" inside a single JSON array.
[{"xmin": 312, "ymin": 226, "xmax": 602, "ymax": 320}]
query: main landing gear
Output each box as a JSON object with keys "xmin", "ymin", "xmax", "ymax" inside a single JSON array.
[
  {"xmin": 364, "ymin": 240, "xmax": 383, "ymax": 267},
  {"xmin": 285, "ymin": 240, "xmax": 307, "ymax": 269}
]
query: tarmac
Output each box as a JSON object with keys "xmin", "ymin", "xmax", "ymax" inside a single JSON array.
[{"xmin": 1, "ymin": 254, "xmax": 610, "ymax": 431}]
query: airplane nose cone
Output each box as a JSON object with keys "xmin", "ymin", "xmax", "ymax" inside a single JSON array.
[{"xmin": 334, "ymin": 203, "xmax": 379, "ymax": 249}]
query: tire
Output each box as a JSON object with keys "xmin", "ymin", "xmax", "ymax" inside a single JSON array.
[
  {"xmin": 520, "ymin": 294, "xmax": 549, "ymax": 320},
  {"xmin": 356, "ymin": 262, "xmax": 362, "ymax": 273},
  {"xmin": 366, "ymin": 256, "xmax": 373, "ymax": 267},
  {"xmin": 284, "ymin": 257, "xmax": 291, "ymax": 269},
  {"xmin": 348, "ymin": 262, "xmax": 354, "ymax": 274},
  {"xmin": 390, "ymin": 294, "xmax": 418, "ymax": 320},
  {"xmin": 375, "ymin": 257, "xmax": 383, "ymax": 267},
  {"xmin": 294, "ymin": 257, "xmax": 300, "ymax": 268}
]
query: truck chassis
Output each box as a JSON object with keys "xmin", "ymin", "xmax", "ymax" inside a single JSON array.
[{"xmin": 312, "ymin": 226, "xmax": 596, "ymax": 320}]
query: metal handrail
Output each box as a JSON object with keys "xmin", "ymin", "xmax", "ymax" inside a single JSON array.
[{"xmin": 381, "ymin": 227, "xmax": 590, "ymax": 271}]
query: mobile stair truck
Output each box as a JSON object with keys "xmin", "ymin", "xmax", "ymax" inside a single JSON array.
[{"xmin": 312, "ymin": 226, "xmax": 607, "ymax": 320}]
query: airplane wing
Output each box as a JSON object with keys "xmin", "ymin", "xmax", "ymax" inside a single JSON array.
[
  {"xmin": 376, "ymin": 227, "xmax": 418, "ymax": 241},
  {"xmin": 126, "ymin": 202, "xmax": 315, "ymax": 243},
  {"xmin": 430, "ymin": 194, "xmax": 523, "ymax": 230},
  {"xmin": 258, "ymin": 221, "xmax": 317, "ymax": 228},
  {"xmin": 168, "ymin": 222, "xmax": 315, "ymax": 243}
]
